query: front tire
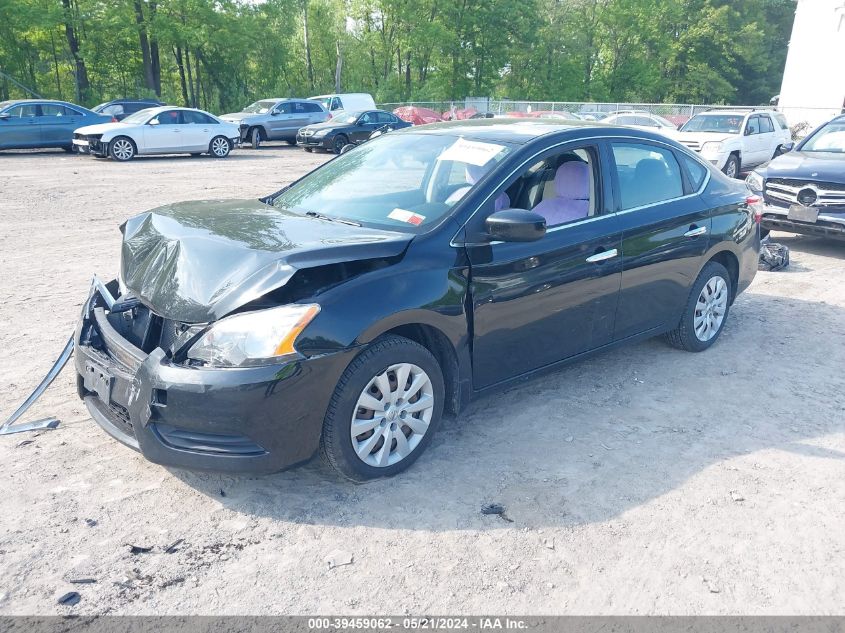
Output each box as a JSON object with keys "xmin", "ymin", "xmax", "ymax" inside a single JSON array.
[
  {"xmin": 332, "ymin": 134, "xmax": 348, "ymax": 154},
  {"xmin": 249, "ymin": 127, "xmax": 262, "ymax": 149},
  {"xmin": 723, "ymin": 154, "xmax": 740, "ymax": 179},
  {"xmin": 209, "ymin": 136, "xmax": 231, "ymax": 158},
  {"xmin": 109, "ymin": 136, "xmax": 136, "ymax": 161},
  {"xmin": 665, "ymin": 261, "xmax": 732, "ymax": 352},
  {"xmin": 320, "ymin": 335, "xmax": 445, "ymax": 481},
  {"xmin": 303, "ymin": 147, "xmax": 313, "ymax": 153}
]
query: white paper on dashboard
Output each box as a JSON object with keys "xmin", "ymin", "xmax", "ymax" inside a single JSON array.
[{"xmin": 437, "ymin": 138, "xmax": 505, "ymax": 166}]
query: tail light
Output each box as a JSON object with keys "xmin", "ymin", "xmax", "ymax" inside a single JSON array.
[
  {"xmin": 111, "ymin": 117, "xmax": 118, "ymax": 123},
  {"xmin": 747, "ymin": 195, "xmax": 763, "ymax": 224}
]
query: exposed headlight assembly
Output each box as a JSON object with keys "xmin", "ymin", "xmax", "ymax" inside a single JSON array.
[
  {"xmin": 187, "ymin": 304, "xmax": 320, "ymax": 368},
  {"xmin": 312, "ymin": 129, "xmax": 329, "ymax": 137},
  {"xmin": 700, "ymin": 141, "xmax": 723, "ymax": 154},
  {"xmin": 745, "ymin": 171, "xmax": 764, "ymax": 193}
]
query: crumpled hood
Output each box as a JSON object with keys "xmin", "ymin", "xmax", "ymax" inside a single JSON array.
[
  {"xmin": 219, "ymin": 112, "xmax": 257, "ymax": 123},
  {"xmin": 75, "ymin": 122, "xmax": 128, "ymax": 136},
  {"xmin": 120, "ymin": 199, "xmax": 412, "ymax": 323},
  {"xmin": 760, "ymin": 150, "xmax": 845, "ymax": 183}
]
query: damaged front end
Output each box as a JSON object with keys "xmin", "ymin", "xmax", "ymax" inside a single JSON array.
[
  {"xmin": 74, "ymin": 277, "xmax": 358, "ymax": 473},
  {"xmin": 72, "ymin": 201, "xmax": 411, "ymax": 473}
]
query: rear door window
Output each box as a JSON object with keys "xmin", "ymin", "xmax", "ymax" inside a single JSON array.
[
  {"xmin": 183, "ymin": 110, "xmax": 215, "ymax": 124},
  {"xmin": 611, "ymin": 143, "xmax": 685, "ymax": 210},
  {"xmin": 759, "ymin": 115, "xmax": 774, "ymax": 133}
]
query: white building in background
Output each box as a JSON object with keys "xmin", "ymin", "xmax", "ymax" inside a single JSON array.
[{"xmin": 778, "ymin": 0, "xmax": 845, "ymax": 127}]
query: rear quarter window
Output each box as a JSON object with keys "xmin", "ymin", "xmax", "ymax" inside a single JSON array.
[{"xmin": 679, "ymin": 154, "xmax": 708, "ymax": 191}]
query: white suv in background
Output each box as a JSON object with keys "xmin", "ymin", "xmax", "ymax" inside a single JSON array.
[{"xmin": 673, "ymin": 109, "xmax": 792, "ymax": 178}]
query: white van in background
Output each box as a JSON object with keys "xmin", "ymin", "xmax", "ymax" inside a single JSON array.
[{"xmin": 309, "ymin": 93, "xmax": 376, "ymax": 114}]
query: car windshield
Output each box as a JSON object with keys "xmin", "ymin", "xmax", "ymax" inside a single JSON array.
[
  {"xmin": 272, "ymin": 133, "xmax": 515, "ymax": 231},
  {"xmin": 800, "ymin": 122, "xmax": 845, "ymax": 153},
  {"xmin": 242, "ymin": 100, "xmax": 278, "ymax": 114},
  {"xmin": 681, "ymin": 114, "xmax": 744, "ymax": 133},
  {"xmin": 93, "ymin": 102, "xmax": 108, "ymax": 112},
  {"xmin": 121, "ymin": 108, "xmax": 156, "ymax": 124},
  {"xmin": 331, "ymin": 111, "xmax": 361, "ymax": 124}
]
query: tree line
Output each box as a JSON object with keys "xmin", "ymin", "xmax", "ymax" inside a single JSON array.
[{"xmin": 0, "ymin": 0, "xmax": 795, "ymax": 113}]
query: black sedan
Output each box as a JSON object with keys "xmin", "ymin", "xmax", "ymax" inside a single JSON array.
[
  {"xmin": 297, "ymin": 109, "xmax": 411, "ymax": 153},
  {"xmin": 75, "ymin": 119, "xmax": 760, "ymax": 481},
  {"xmin": 747, "ymin": 114, "xmax": 845, "ymax": 240}
]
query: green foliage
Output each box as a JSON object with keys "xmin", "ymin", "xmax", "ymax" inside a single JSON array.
[{"xmin": 0, "ymin": 0, "xmax": 795, "ymax": 112}]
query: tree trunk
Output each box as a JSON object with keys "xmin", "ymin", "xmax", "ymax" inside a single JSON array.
[
  {"xmin": 61, "ymin": 0, "xmax": 89, "ymax": 101},
  {"xmin": 335, "ymin": 41, "xmax": 343, "ymax": 93},
  {"xmin": 133, "ymin": 0, "xmax": 156, "ymax": 94},
  {"xmin": 49, "ymin": 32, "xmax": 63, "ymax": 99},
  {"xmin": 174, "ymin": 46, "xmax": 189, "ymax": 106},
  {"xmin": 302, "ymin": 0, "xmax": 314, "ymax": 90},
  {"xmin": 149, "ymin": 2, "xmax": 161, "ymax": 95},
  {"xmin": 185, "ymin": 48, "xmax": 196, "ymax": 107}
]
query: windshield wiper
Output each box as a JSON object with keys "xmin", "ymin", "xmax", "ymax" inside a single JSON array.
[{"xmin": 305, "ymin": 211, "xmax": 361, "ymax": 226}]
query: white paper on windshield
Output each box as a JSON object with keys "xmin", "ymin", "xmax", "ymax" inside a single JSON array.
[{"xmin": 438, "ymin": 138, "xmax": 505, "ymax": 166}]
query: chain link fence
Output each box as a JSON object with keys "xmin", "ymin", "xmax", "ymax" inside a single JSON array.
[{"xmin": 377, "ymin": 99, "xmax": 843, "ymax": 131}]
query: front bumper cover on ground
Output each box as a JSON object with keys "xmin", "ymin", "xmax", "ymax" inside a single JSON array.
[{"xmin": 74, "ymin": 280, "xmax": 357, "ymax": 474}]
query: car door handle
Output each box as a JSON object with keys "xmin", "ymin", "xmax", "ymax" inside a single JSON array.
[
  {"xmin": 684, "ymin": 226, "xmax": 708, "ymax": 238},
  {"xmin": 586, "ymin": 248, "xmax": 618, "ymax": 263}
]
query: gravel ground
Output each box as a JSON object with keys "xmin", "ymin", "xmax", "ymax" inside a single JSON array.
[{"xmin": 0, "ymin": 146, "xmax": 844, "ymax": 615}]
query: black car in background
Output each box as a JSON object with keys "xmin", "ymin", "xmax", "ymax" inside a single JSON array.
[
  {"xmin": 297, "ymin": 109, "xmax": 411, "ymax": 153},
  {"xmin": 74, "ymin": 120, "xmax": 759, "ymax": 481},
  {"xmin": 747, "ymin": 114, "xmax": 845, "ymax": 240},
  {"xmin": 92, "ymin": 98, "xmax": 165, "ymax": 121},
  {"xmin": 0, "ymin": 99, "xmax": 114, "ymax": 151}
]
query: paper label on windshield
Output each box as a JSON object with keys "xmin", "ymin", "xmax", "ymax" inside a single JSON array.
[
  {"xmin": 388, "ymin": 208, "xmax": 425, "ymax": 226},
  {"xmin": 438, "ymin": 138, "xmax": 505, "ymax": 166}
]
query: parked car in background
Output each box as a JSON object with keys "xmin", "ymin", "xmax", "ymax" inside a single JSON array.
[
  {"xmin": 297, "ymin": 109, "xmax": 411, "ymax": 153},
  {"xmin": 92, "ymin": 98, "xmax": 165, "ymax": 121},
  {"xmin": 602, "ymin": 111, "xmax": 677, "ymax": 132},
  {"xmin": 0, "ymin": 99, "xmax": 113, "ymax": 152},
  {"xmin": 309, "ymin": 93, "xmax": 376, "ymax": 114},
  {"xmin": 74, "ymin": 119, "xmax": 759, "ymax": 481},
  {"xmin": 577, "ymin": 111, "xmax": 610, "ymax": 121},
  {"xmin": 747, "ymin": 114, "xmax": 845, "ymax": 239},
  {"xmin": 530, "ymin": 110, "xmax": 580, "ymax": 120},
  {"xmin": 72, "ymin": 106, "xmax": 240, "ymax": 161},
  {"xmin": 219, "ymin": 98, "xmax": 329, "ymax": 149},
  {"xmin": 393, "ymin": 105, "xmax": 442, "ymax": 125},
  {"xmin": 674, "ymin": 109, "xmax": 792, "ymax": 178}
]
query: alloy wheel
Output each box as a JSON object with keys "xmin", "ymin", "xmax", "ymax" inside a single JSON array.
[
  {"xmin": 725, "ymin": 159, "xmax": 738, "ymax": 179},
  {"xmin": 350, "ymin": 363, "xmax": 434, "ymax": 468},
  {"xmin": 111, "ymin": 138, "xmax": 134, "ymax": 160},
  {"xmin": 694, "ymin": 276, "xmax": 728, "ymax": 342},
  {"xmin": 211, "ymin": 137, "xmax": 230, "ymax": 157}
]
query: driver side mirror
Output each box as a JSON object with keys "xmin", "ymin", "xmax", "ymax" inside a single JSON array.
[
  {"xmin": 485, "ymin": 209, "xmax": 547, "ymax": 242},
  {"xmin": 744, "ymin": 127, "xmax": 753, "ymax": 136},
  {"xmin": 0, "ymin": 113, "xmax": 9, "ymax": 120},
  {"xmin": 782, "ymin": 142, "xmax": 795, "ymax": 153},
  {"xmin": 148, "ymin": 118, "xmax": 159, "ymax": 126},
  {"xmin": 271, "ymin": 110, "xmax": 280, "ymax": 116}
]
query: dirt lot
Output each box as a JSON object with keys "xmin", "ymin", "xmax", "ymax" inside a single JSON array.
[{"xmin": 1, "ymin": 146, "xmax": 844, "ymax": 616}]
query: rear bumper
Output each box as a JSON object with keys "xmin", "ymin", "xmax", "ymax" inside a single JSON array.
[
  {"xmin": 760, "ymin": 204, "xmax": 845, "ymax": 240},
  {"xmin": 74, "ymin": 282, "xmax": 357, "ymax": 474}
]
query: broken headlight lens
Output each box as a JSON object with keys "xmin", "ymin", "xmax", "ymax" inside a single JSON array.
[{"xmin": 186, "ymin": 304, "xmax": 320, "ymax": 367}]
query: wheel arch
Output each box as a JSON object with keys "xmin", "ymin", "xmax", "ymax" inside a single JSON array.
[
  {"xmin": 704, "ymin": 249, "xmax": 740, "ymax": 303},
  {"xmin": 360, "ymin": 317, "xmax": 467, "ymax": 416}
]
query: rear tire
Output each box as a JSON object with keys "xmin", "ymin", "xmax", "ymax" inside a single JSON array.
[
  {"xmin": 303, "ymin": 147, "xmax": 313, "ymax": 152},
  {"xmin": 109, "ymin": 136, "xmax": 136, "ymax": 161},
  {"xmin": 320, "ymin": 335, "xmax": 445, "ymax": 482},
  {"xmin": 665, "ymin": 261, "xmax": 732, "ymax": 352}
]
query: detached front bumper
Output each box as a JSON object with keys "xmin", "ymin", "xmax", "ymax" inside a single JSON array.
[
  {"xmin": 760, "ymin": 204, "xmax": 845, "ymax": 240},
  {"xmin": 74, "ymin": 281, "xmax": 356, "ymax": 474}
]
